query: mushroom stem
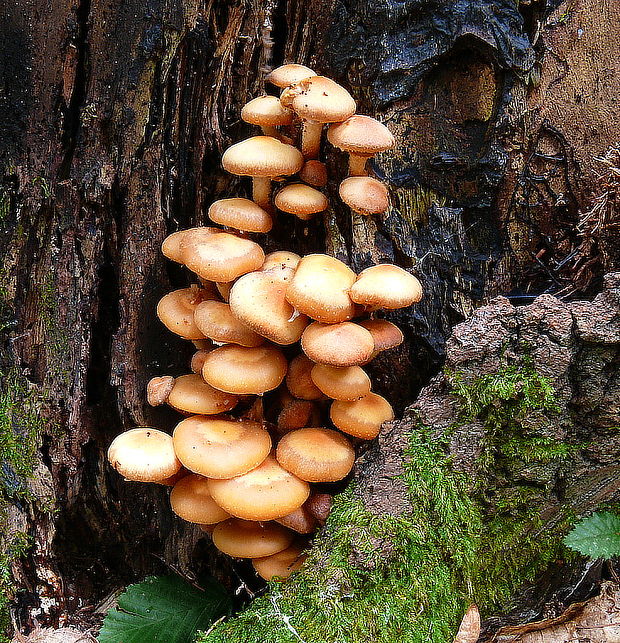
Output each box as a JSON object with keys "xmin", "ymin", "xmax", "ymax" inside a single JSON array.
[
  {"xmin": 349, "ymin": 154, "xmax": 370, "ymax": 176},
  {"xmin": 260, "ymin": 125, "xmax": 280, "ymax": 138},
  {"xmin": 301, "ymin": 121, "xmax": 324, "ymax": 159},
  {"xmin": 252, "ymin": 176, "xmax": 272, "ymax": 211}
]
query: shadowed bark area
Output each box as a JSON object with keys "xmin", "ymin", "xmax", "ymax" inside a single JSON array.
[{"xmin": 1, "ymin": 0, "xmax": 619, "ymax": 637}]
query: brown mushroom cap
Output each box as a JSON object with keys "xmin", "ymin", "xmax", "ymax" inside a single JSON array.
[
  {"xmin": 156, "ymin": 286, "xmax": 211, "ymax": 340},
  {"xmin": 306, "ymin": 493, "xmax": 333, "ymax": 522},
  {"xmin": 202, "ymin": 344, "xmax": 288, "ymax": 394},
  {"xmin": 261, "ymin": 251, "xmax": 301, "ymax": 272},
  {"xmin": 299, "ymin": 160, "xmax": 328, "ymax": 188},
  {"xmin": 229, "ymin": 267, "xmax": 308, "ymax": 345},
  {"xmin": 208, "ymin": 198, "xmax": 273, "ymax": 234},
  {"xmin": 194, "ymin": 300, "xmax": 265, "ymax": 347},
  {"xmin": 170, "ymin": 474, "xmax": 231, "ymax": 524},
  {"xmin": 162, "ymin": 227, "xmax": 219, "ymax": 263},
  {"xmin": 275, "ymin": 506, "xmax": 317, "ymax": 534},
  {"xmin": 172, "ymin": 415, "xmax": 271, "ymax": 479},
  {"xmin": 108, "ymin": 428, "xmax": 181, "ymax": 482},
  {"xmin": 285, "ymin": 254, "xmax": 357, "ymax": 323},
  {"xmin": 190, "ymin": 349, "xmax": 213, "ymax": 374},
  {"xmin": 275, "ymin": 184, "xmax": 328, "ymax": 220},
  {"xmin": 266, "ymin": 63, "xmax": 316, "ymax": 88},
  {"xmin": 213, "ymin": 519, "xmax": 294, "ymax": 558},
  {"xmin": 327, "ymin": 115, "xmax": 395, "ymax": 155},
  {"xmin": 280, "ymin": 76, "xmax": 356, "ymax": 124},
  {"xmin": 310, "ymin": 364, "xmax": 371, "ymax": 401},
  {"xmin": 339, "ymin": 176, "xmax": 389, "ymax": 215},
  {"xmin": 286, "ymin": 355, "xmax": 323, "ymax": 400},
  {"xmin": 167, "ymin": 374, "xmax": 239, "ymax": 415},
  {"xmin": 277, "ymin": 399, "xmax": 317, "ymax": 435},
  {"xmin": 350, "ymin": 264, "xmax": 423, "ymax": 309},
  {"xmin": 147, "ymin": 376, "xmax": 175, "ymax": 406},
  {"xmin": 276, "ymin": 427, "xmax": 355, "ymax": 483},
  {"xmin": 179, "ymin": 229, "xmax": 265, "ymax": 283},
  {"xmin": 252, "ymin": 543, "xmax": 307, "ymax": 581},
  {"xmin": 221, "ymin": 136, "xmax": 304, "ymax": 179},
  {"xmin": 330, "ymin": 392, "xmax": 394, "ymax": 440},
  {"xmin": 207, "ymin": 454, "xmax": 310, "ymax": 521},
  {"xmin": 301, "ymin": 322, "xmax": 374, "ymax": 367},
  {"xmin": 241, "ymin": 95, "xmax": 294, "ymax": 127},
  {"xmin": 358, "ymin": 319, "xmax": 404, "ymax": 352}
]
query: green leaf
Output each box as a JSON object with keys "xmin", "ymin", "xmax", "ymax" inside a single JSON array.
[
  {"xmin": 98, "ymin": 575, "xmax": 231, "ymax": 643},
  {"xmin": 563, "ymin": 512, "xmax": 620, "ymax": 559}
]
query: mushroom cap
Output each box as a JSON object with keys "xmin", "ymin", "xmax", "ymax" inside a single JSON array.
[
  {"xmin": 108, "ymin": 428, "xmax": 181, "ymax": 482},
  {"xmin": 207, "ymin": 454, "xmax": 310, "ymax": 521},
  {"xmin": 194, "ymin": 300, "xmax": 265, "ymax": 347},
  {"xmin": 285, "ymin": 254, "xmax": 357, "ymax": 323},
  {"xmin": 350, "ymin": 264, "xmax": 423, "ymax": 309},
  {"xmin": 180, "ymin": 229, "xmax": 265, "ymax": 283},
  {"xmin": 276, "ymin": 427, "xmax": 355, "ymax": 483},
  {"xmin": 221, "ymin": 136, "xmax": 303, "ymax": 178},
  {"xmin": 147, "ymin": 375, "xmax": 175, "ymax": 406},
  {"xmin": 261, "ymin": 251, "xmax": 301, "ymax": 272},
  {"xmin": 213, "ymin": 519, "xmax": 294, "ymax": 558},
  {"xmin": 208, "ymin": 198, "xmax": 273, "ymax": 234},
  {"xmin": 190, "ymin": 349, "xmax": 213, "ymax": 374},
  {"xmin": 306, "ymin": 493, "xmax": 333, "ymax": 522},
  {"xmin": 339, "ymin": 176, "xmax": 389, "ymax": 215},
  {"xmin": 286, "ymin": 355, "xmax": 323, "ymax": 400},
  {"xmin": 202, "ymin": 344, "xmax": 288, "ymax": 394},
  {"xmin": 167, "ymin": 374, "xmax": 239, "ymax": 415},
  {"xmin": 277, "ymin": 399, "xmax": 317, "ymax": 434},
  {"xmin": 275, "ymin": 184, "xmax": 328, "ymax": 219},
  {"xmin": 299, "ymin": 160, "xmax": 328, "ymax": 188},
  {"xmin": 170, "ymin": 474, "xmax": 231, "ymax": 524},
  {"xmin": 358, "ymin": 319, "xmax": 404, "ymax": 352},
  {"xmin": 252, "ymin": 543, "xmax": 307, "ymax": 581},
  {"xmin": 280, "ymin": 76, "xmax": 356, "ymax": 124},
  {"xmin": 216, "ymin": 282, "xmax": 231, "ymax": 302},
  {"xmin": 301, "ymin": 322, "xmax": 374, "ymax": 367},
  {"xmin": 327, "ymin": 115, "xmax": 395, "ymax": 155},
  {"xmin": 229, "ymin": 267, "xmax": 309, "ymax": 345},
  {"xmin": 330, "ymin": 392, "xmax": 394, "ymax": 440},
  {"xmin": 275, "ymin": 506, "xmax": 317, "ymax": 534},
  {"xmin": 266, "ymin": 63, "xmax": 316, "ymax": 88},
  {"xmin": 156, "ymin": 286, "xmax": 211, "ymax": 340},
  {"xmin": 172, "ymin": 415, "xmax": 272, "ymax": 478},
  {"xmin": 310, "ymin": 364, "xmax": 371, "ymax": 401},
  {"xmin": 241, "ymin": 95, "xmax": 294, "ymax": 126},
  {"xmin": 162, "ymin": 227, "xmax": 219, "ymax": 263}
]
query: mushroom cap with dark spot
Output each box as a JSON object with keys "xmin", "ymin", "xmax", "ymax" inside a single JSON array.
[
  {"xmin": 261, "ymin": 251, "xmax": 301, "ymax": 272},
  {"xmin": 280, "ymin": 76, "xmax": 356, "ymax": 123},
  {"xmin": 167, "ymin": 374, "xmax": 239, "ymax": 415}
]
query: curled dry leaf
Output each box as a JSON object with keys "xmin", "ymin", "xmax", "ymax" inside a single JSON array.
[{"xmin": 453, "ymin": 604, "xmax": 480, "ymax": 643}]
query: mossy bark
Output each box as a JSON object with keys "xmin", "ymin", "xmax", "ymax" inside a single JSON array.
[{"xmin": 1, "ymin": 0, "xmax": 619, "ymax": 639}]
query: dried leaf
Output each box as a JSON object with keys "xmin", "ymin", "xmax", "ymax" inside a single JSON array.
[{"xmin": 453, "ymin": 604, "xmax": 481, "ymax": 643}]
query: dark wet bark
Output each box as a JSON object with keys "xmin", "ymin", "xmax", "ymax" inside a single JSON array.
[{"xmin": 1, "ymin": 0, "xmax": 619, "ymax": 634}]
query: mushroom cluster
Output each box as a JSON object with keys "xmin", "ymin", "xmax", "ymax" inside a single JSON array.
[{"xmin": 107, "ymin": 64, "xmax": 423, "ymax": 583}]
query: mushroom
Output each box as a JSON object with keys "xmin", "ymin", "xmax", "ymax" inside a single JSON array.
[
  {"xmin": 285, "ymin": 254, "xmax": 358, "ymax": 323},
  {"xmin": 207, "ymin": 454, "xmax": 310, "ymax": 521},
  {"xmin": 277, "ymin": 399, "xmax": 318, "ymax": 434},
  {"xmin": 212, "ymin": 519, "xmax": 294, "ymax": 559},
  {"xmin": 172, "ymin": 415, "xmax": 271, "ymax": 479},
  {"xmin": 107, "ymin": 428, "xmax": 181, "ymax": 482},
  {"xmin": 306, "ymin": 493, "xmax": 333, "ymax": 523},
  {"xmin": 286, "ymin": 355, "xmax": 323, "ymax": 400},
  {"xmin": 228, "ymin": 266, "xmax": 309, "ymax": 345},
  {"xmin": 266, "ymin": 63, "xmax": 316, "ymax": 88},
  {"xmin": 216, "ymin": 282, "xmax": 231, "ymax": 302},
  {"xmin": 146, "ymin": 376, "xmax": 175, "ymax": 406},
  {"xmin": 349, "ymin": 264, "xmax": 423, "ymax": 309},
  {"xmin": 179, "ymin": 228, "xmax": 265, "ymax": 283},
  {"xmin": 166, "ymin": 374, "xmax": 239, "ymax": 415},
  {"xmin": 156, "ymin": 286, "xmax": 212, "ymax": 340},
  {"xmin": 208, "ymin": 198, "xmax": 273, "ymax": 234},
  {"xmin": 190, "ymin": 349, "xmax": 213, "ymax": 374},
  {"xmin": 310, "ymin": 364, "xmax": 371, "ymax": 401},
  {"xmin": 274, "ymin": 183, "xmax": 328, "ymax": 221},
  {"xmin": 330, "ymin": 392, "xmax": 394, "ymax": 440},
  {"xmin": 252, "ymin": 543, "xmax": 307, "ymax": 581},
  {"xmin": 161, "ymin": 227, "xmax": 219, "ymax": 263},
  {"xmin": 275, "ymin": 506, "xmax": 317, "ymax": 534},
  {"xmin": 301, "ymin": 322, "xmax": 375, "ymax": 367},
  {"xmin": 276, "ymin": 427, "xmax": 355, "ymax": 483},
  {"xmin": 193, "ymin": 300, "xmax": 265, "ymax": 347},
  {"xmin": 358, "ymin": 319, "xmax": 404, "ymax": 355},
  {"xmin": 170, "ymin": 474, "xmax": 231, "ymax": 524},
  {"xmin": 339, "ymin": 176, "xmax": 389, "ymax": 215},
  {"xmin": 280, "ymin": 76, "xmax": 356, "ymax": 159},
  {"xmin": 261, "ymin": 250, "xmax": 301, "ymax": 272},
  {"xmin": 221, "ymin": 136, "xmax": 303, "ymax": 211},
  {"xmin": 299, "ymin": 160, "xmax": 328, "ymax": 187},
  {"xmin": 241, "ymin": 95, "xmax": 294, "ymax": 139},
  {"xmin": 201, "ymin": 344, "xmax": 288, "ymax": 394},
  {"xmin": 327, "ymin": 115, "xmax": 395, "ymax": 176}
]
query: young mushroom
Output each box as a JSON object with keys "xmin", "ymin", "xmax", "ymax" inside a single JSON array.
[
  {"xmin": 310, "ymin": 364, "xmax": 371, "ymax": 401},
  {"xmin": 170, "ymin": 474, "xmax": 231, "ymax": 525},
  {"xmin": 146, "ymin": 376, "xmax": 175, "ymax": 406},
  {"xmin": 252, "ymin": 543, "xmax": 307, "ymax": 581},
  {"xmin": 274, "ymin": 183, "xmax": 328, "ymax": 221},
  {"xmin": 241, "ymin": 96, "xmax": 294, "ymax": 140},
  {"xmin": 330, "ymin": 392, "xmax": 394, "ymax": 440},
  {"xmin": 350, "ymin": 264, "xmax": 423, "ymax": 309},
  {"xmin": 208, "ymin": 198, "xmax": 273, "ymax": 234},
  {"xmin": 212, "ymin": 519, "xmax": 294, "ymax": 558},
  {"xmin": 266, "ymin": 63, "xmax": 316, "ymax": 88},
  {"xmin": 339, "ymin": 176, "xmax": 390, "ymax": 215},
  {"xmin": 299, "ymin": 160, "xmax": 328, "ymax": 187}
]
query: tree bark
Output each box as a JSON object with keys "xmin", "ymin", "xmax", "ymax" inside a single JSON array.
[{"xmin": 1, "ymin": 0, "xmax": 619, "ymax": 638}]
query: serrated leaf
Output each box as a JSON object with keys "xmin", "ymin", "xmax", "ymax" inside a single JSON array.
[
  {"xmin": 563, "ymin": 512, "xmax": 620, "ymax": 559},
  {"xmin": 98, "ymin": 575, "xmax": 231, "ymax": 643}
]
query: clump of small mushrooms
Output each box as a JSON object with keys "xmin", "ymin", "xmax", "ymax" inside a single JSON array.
[{"xmin": 107, "ymin": 63, "xmax": 423, "ymax": 583}]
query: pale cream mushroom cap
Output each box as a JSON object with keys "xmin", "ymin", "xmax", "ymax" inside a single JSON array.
[
  {"xmin": 266, "ymin": 63, "xmax": 316, "ymax": 88},
  {"xmin": 208, "ymin": 198, "xmax": 273, "ymax": 234},
  {"xmin": 108, "ymin": 428, "xmax": 181, "ymax": 482},
  {"xmin": 194, "ymin": 300, "xmax": 265, "ymax": 347},
  {"xmin": 330, "ymin": 392, "xmax": 394, "ymax": 440},
  {"xmin": 350, "ymin": 264, "xmax": 423, "ymax": 309},
  {"xmin": 166, "ymin": 374, "xmax": 239, "ymax": 415},
  {"xmin": 339, "ymin": 176, "xmax": 389, "ymax": 215},
  {"xmin": 172, "ymin": 415, "xmax": 271, "ymax": 479},
  {"xmin": 213, "ymin": 519, "xmax": 294, "ymax": 558},
  {"xmin": 241, "ymin": 95, "xmax": 294, "ymax": 127},
  {"xmin": 221, "ymin": 136, "xmax": 304, "ymax": 178},
  {"xmin": 170, "ymin": 474, "xmax": 231, "ymax": 524},
  {"xmin": 301, "ymin": 322, "xmax": 374, "ymax": 367}
]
